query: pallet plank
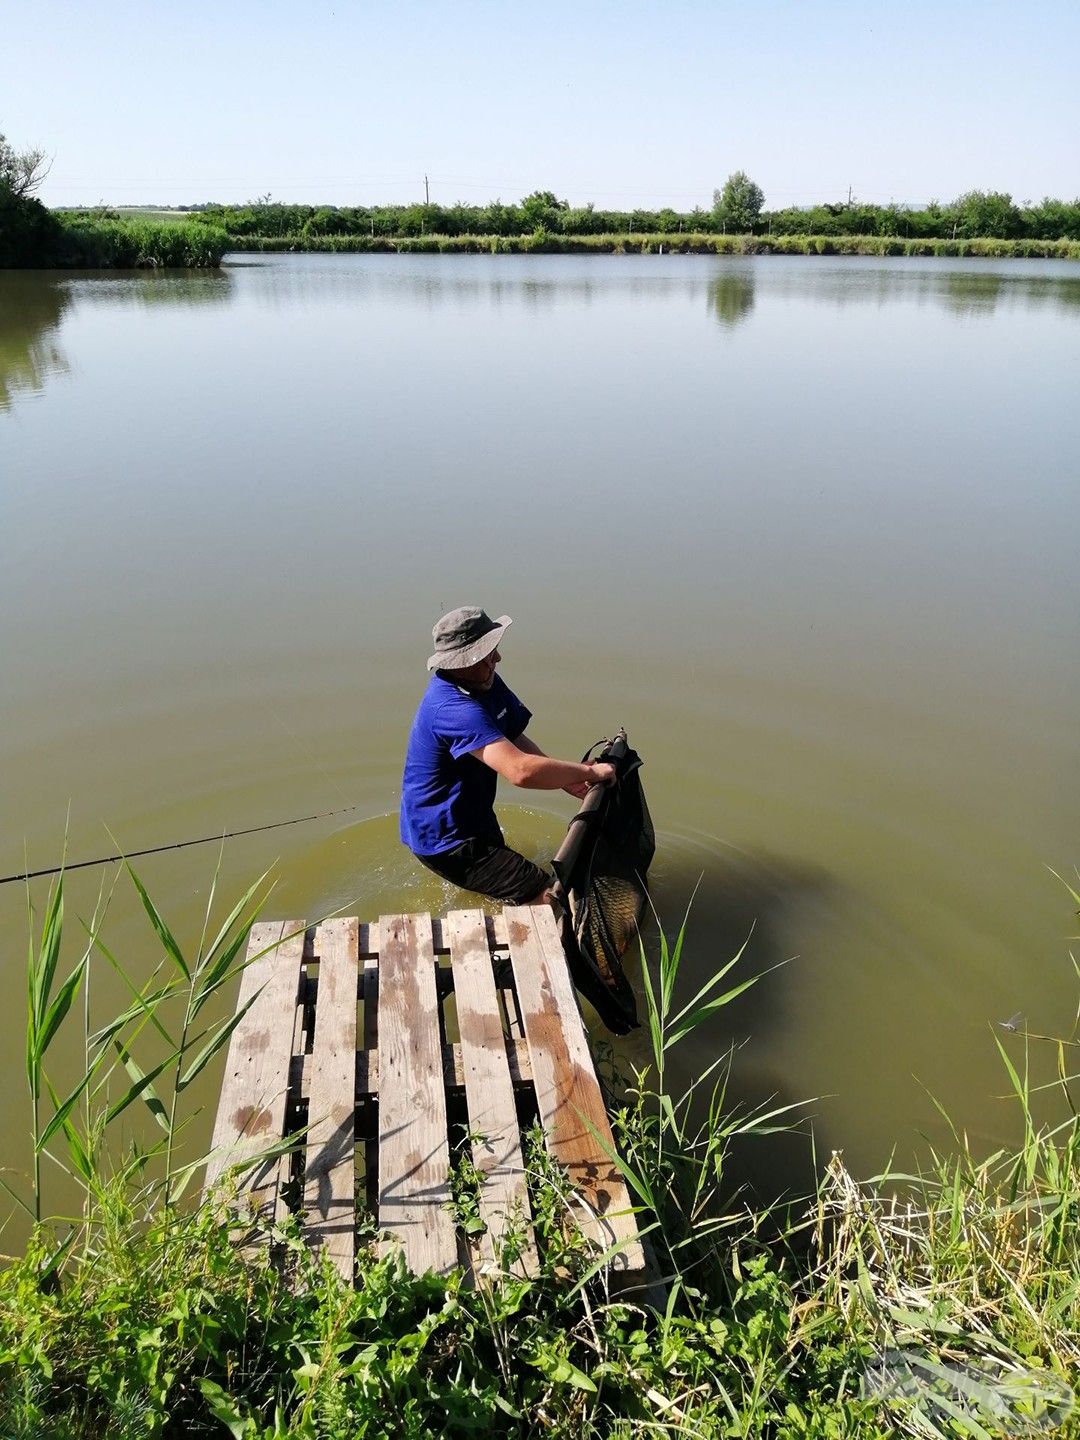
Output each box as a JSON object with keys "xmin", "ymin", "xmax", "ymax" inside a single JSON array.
[
  {"xmin": 292, "ymin": 1035, "xmax": 532, "ymax": 1100},
  {"xmin": 204, "ymin": 919, "xmax": 307, "ymax": 1225},
  {"xmin": 447, "ymin": 909, "xmax": 535, "ymax": 1275},
  {"xmin": 304, "ymin": 917, "xmax": 359, "ymax": 1277},
  {"xmin": 505, "ymin": 905, "xmax": 645, "ymax": 1276},
  {"xmin": 377, "ymin": 912, "xmax": 457, "ymax": 1274}
]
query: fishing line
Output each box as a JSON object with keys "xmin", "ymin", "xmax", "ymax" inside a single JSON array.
[
  {"xmin": 0, "ymin": 803, "xmax": 364, "ymax": 887},
  {"xmin": 260, "ymin": 695, "xmax": 358, "ymax": 812},
  {"xmin": 4, "ymin": 688, "xmax": 371, "ymax": 887}
]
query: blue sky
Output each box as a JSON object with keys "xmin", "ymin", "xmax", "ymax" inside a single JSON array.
[{"xmin": 5, "ymin": 0, "xmax": 1078, "ymax": 209}]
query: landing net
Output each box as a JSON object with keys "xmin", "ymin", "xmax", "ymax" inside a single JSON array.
[{"xmin": 552, "ymin": 730, "xmax": 654, "ymax": 1034}]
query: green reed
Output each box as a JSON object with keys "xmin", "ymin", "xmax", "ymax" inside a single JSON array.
[
  {"xmin": 52, "ymin": 215, "xmax": 229, "ymax": 267},
  {"xmin": 18, "ymin": 850, "xmax": 288, "ymax": 1238}
]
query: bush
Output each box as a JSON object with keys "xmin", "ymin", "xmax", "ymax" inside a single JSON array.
[{"xmin": 0, "ymin": 190, "xmax": 61, "ymax": 267}]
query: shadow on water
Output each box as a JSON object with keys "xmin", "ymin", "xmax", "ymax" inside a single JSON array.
[
  {"xmin": 707, "ymin": 270, "xmax": 756, "ymax": 329},
  {"xmin": 0, "ymin": 274, "xmax": 72, "ymax": 409},
  {"xmin": 639, "ymin": 833, "xmax": 837, "ymax": 1212}
]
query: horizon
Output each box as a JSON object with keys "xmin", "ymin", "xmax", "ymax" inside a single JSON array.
[{"xmin": 6, "ymin": 0, "xmax": 1079, "ymax": 210}]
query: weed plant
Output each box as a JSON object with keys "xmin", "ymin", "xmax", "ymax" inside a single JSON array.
[{"xmin": 1, "ymin": 862, "xmax": 1078, "ymax": 1436}]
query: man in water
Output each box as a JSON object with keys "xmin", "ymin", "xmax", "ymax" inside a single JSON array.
[{"xmin": 400, "ymin": 606, "xmax": 615, "ymax": 904}]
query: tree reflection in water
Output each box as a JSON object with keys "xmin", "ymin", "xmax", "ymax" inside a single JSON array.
[
  {"xmin": 707, "ymin": 268, "xmax": 756, "ymax": 329},
  {"xmin": 0, "ymin": 275, "xmax": 71, "ymax": 410},
  {"xmin": 0, "ymin": 270, "xmax": 233, "ymax": 411}
]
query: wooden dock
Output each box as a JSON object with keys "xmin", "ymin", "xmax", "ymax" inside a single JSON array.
[{"xmin": 205, "ymin": 905, "xmax": 647, "ymax": 1287}]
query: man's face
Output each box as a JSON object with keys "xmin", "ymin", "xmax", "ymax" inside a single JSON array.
[{"xmin": 449, "ymin": 646, "xmax": 501, "ymax": 692}]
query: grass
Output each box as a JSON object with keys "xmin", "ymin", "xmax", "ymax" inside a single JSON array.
[
  {"xmin": 226, "ymin": 231, "xmax": 1080, "ymax": 260},
  {"xmin": 1, "ymin": 859, "xmax": 1078, "ymax": 1436}
]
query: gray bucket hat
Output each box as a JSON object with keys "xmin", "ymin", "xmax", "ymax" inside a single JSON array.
[{"xmin": 427, "ymin": 606, "xmax": 512, "ymax": 671}]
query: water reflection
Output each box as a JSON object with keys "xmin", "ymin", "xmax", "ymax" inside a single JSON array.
[
  {"xmin": 707, "ymin": 271, "xmax": 756, "ymax": 329},
  {"xmin": 222, "ymin": 253, "xmax": 1080, "ymax": 325},
  {"xmin": 751, "ymin": 260, "xmax": 1080, "ymax": 316},
  {"xmin": 942, "ymin": 272, "xmax": 1006, "ymax": 316},
  {"xmin": 0, "ymin": 270, "xmax": 232, "ymax": 411},
  {"xmin": 66, "ymin": 269, "xmax": 232, "ymax": 309},
  {"xmin": 0, "ymin": 275, "xmax": 71, "ymax": 410}
]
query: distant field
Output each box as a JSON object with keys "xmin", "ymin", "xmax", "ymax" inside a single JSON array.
[{"xmin": 108, "ymin": 207, "xmax": 199, "ymax": 223}]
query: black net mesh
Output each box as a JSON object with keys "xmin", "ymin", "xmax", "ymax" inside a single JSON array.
[{"xmin": 552, "ymin": 732, "xmax": 654, "ymax": 1034}]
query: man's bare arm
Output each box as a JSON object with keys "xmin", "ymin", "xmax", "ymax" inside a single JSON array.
[
  {"xmin": 510, "ymin": 731, "xmax": 592, "ymax": 797},
  {"xmin": 473, "ymin": 738, "xmax": 613, "ymax": 792}
]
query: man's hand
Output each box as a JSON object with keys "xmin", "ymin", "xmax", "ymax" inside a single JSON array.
[{"xmin": 564, "ymin": 761, "xmax": 615, "ymax": 799}]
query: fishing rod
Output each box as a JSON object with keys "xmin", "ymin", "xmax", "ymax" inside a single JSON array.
[{"xmin": 0, "ymin": 802, "xmax": 363, "ymax": 887}]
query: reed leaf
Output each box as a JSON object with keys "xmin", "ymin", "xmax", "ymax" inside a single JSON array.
[
  {"xmin": 38, "ymin": 1067, "xmax": 102, "ymax": 1152},
  {"xmin": 107, "ymin": 1042, "xmax": 175, "ymax": 1132},
  {"xmin": 89, "ymin": 981, "xmax": 180, "ymax": 1050},
  {"xmin": 176, "ymin": 989, "xmax": 263, "ymax": 1092},
  {"xmin": 124, "ymin": 860, "xmax": 190, "ymax": 980},
  {"xmin": 190, "ymin": 927, "xmax": 256, "ymax": 1022},
  {"xmin": 666, "ymin": 932, "xmax": 754, "ymax": 1030},
  {"xmin": 197, "ymin": 870, "xmax": 272, "ymax": 976},
  {"xmin": 35, "ymin": 957, "xmax": 86, "ymax": 1060},
  {"xmin": 85, "ymin": 924, "xmax": 176, "ymax": 1048},
  {"xmin": 58, "ymin": 1116, "xmax": 94, "ymax": 1186},
  {"xmin": 663, "ymin": 973, "xmax": 759, "ymax": 1051},
  {"xmin": 31, "ymin": 877, "xmax": 65, "ymax": 1034}
]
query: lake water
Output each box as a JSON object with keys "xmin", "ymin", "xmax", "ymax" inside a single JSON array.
[{"xmin": 3, "ymin": 253, "xmax": 1078, "ymax": 1209}]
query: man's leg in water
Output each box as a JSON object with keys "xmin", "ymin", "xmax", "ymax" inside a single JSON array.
[{"xmin": 413, "ymin": 837, "xmax": 553, "ymax": 906}]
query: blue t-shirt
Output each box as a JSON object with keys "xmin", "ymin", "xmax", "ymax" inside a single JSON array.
[{"xmin": 399, "ymin": 673, "xmax": 532, "ymax": 856}]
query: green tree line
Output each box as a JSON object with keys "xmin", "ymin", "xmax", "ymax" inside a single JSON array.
[{"xmin": 192, "ymin": 183, "xmax": 1080, "ymax": 243}]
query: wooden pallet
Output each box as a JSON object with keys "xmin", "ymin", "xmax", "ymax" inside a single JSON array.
[{"xmin": 204, "ymin": 905, "xmax": 647, "ymax": 1286}]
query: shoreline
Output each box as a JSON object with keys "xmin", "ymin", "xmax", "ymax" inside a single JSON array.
[{"xmin": 228, "ymin": 231, "xmax": 1080, "ymax": 261}]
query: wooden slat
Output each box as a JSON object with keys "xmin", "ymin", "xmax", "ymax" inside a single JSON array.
[
  {"xmin": 204, "ymin": 919, "xmax": 306, "ymax": 1223},
  {"xmin": 504, "ymin": 905, "xmax": 645, "ymax": 1276},
  {"xmin": 291, "ymin": 1034, "xmax": 532, "ymax": 1100},
  {"xmin": 447, "ymin": 909, "xmax": 535, "ymax": 1275},
  {"xmin": 304, "ymin": 917, "xmax": 358, "ymax": 1277},
  {"xmin": 377, "ymin": 912, "xmax": 457, "ymax": 1274}
]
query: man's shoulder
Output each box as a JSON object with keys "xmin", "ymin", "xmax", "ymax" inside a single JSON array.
[{"xmin": 424, "ymin": 676, "xmax": 495, "ymax": 733}]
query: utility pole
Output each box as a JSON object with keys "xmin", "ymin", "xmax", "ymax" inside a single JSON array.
[
  {"xmin": 847, "ymin": 185, "xmax": 853, "ymax": 207},
  {"xmin": 424, "ymin": 174, "xmax": 430, "ymax": 205}
]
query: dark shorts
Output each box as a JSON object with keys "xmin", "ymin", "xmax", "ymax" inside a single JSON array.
[{"xmin": 413, "ymin": 836, "xmax": 551, "ymax": 904}]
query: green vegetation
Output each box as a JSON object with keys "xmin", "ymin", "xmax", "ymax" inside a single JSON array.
[
  {"xmin": 713, "ymin": 172, "xmax": 766, "ymax": 234},
  {"xmin": 0, "ymin": 131, "xmax": 57, "ymax": 267},
  {"xmin": 1, "ymin": 131, "xmax": 228, "ymax": 268},
  {"xmin": 192, "ymin": 181, "xmax": 1080, "ymax": 251},
  {"xmin": 1, "ymin": 860, "xmax": 1079, "ymax": 1437},
  {"xmin": 51, "ymin": 212, "xmax": 229, "ymax": 268},
  {"xmin": 227, "ymin": 230, "xmax": 1080, "ymax": 260}
]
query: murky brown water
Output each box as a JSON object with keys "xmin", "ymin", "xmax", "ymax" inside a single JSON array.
[{"xmin": 3, "ymin": 254, "xmax": 1078, "ymax": 1214}]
